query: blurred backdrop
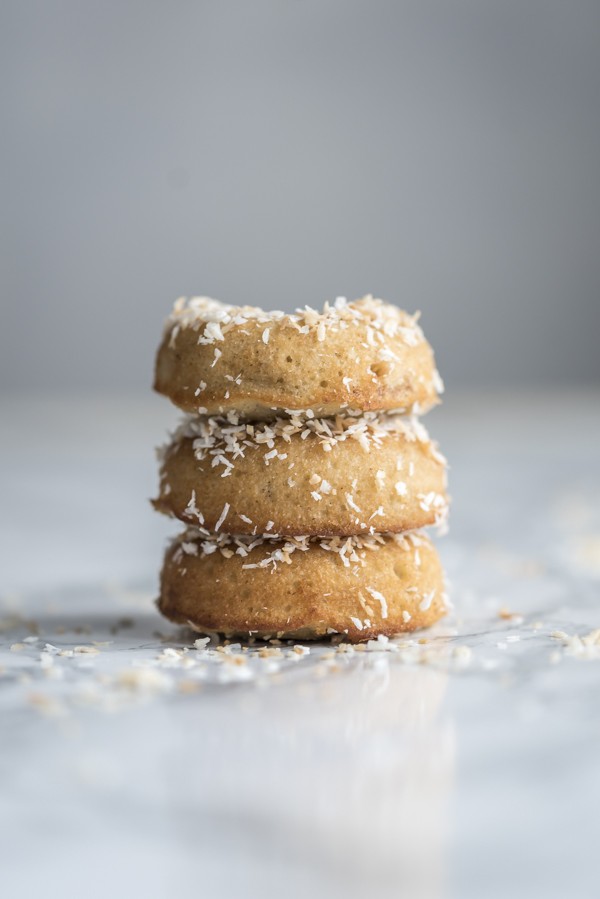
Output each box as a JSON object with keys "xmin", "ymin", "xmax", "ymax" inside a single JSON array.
[{"xmin": 1, "ymin": 0, "xmax": 599, "ymax": 392}]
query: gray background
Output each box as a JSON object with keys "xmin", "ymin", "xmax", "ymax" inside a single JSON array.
[{"xmin": 2, "ymin": 0, "xmax": 599, "ymax": 392}]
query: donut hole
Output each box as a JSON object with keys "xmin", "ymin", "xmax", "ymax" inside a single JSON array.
[
  {"xmin": 369, "ymin": 362, "xmax": 391, "ymax": 379},
  {"xmin": 286, "ymin": 355, "xmax": 293, "ymax": 363},
  {"xmin": 320, "ymin": 379, "xmax": 329, "ymax": 388}
]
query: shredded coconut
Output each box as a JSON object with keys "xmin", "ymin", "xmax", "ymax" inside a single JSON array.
[
  {"xmin": 174, "ymin": 530, "xmax": 423, "ymax": 572},
  {"xmin": 184, "ymin": 490, "xmax": 204, "ymax": 525},
  {"xmin": 366, "ymin": 586, "xmax": 388, "ymax": 619},
  {"xmin": 214, "ymin": 503, "xmax": 230, "ymax": 531},
  {"xmin": 163, "ymin": 295, "xmax": 428, "ymax": 356},
  {"xmin": 419, "ymin": 590, "xmax": 436, "ymax": 612},
  {"xmin": 345, "ymin": 493, "xmax": 362, "ymax": 513},
  {"xmin": 165, "ymin": 412, "xmax": 444, "ymax": 481}
]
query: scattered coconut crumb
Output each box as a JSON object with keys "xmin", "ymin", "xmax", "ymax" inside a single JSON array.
[
  {"xmin": 452, "ymin": 645, "xmax": 472, "ymax": 667},
  {"xmin": 550, "ymin": 628, "xmax": 600, "ymax": 659}
]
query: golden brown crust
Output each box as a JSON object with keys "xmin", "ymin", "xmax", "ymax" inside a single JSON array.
[
  {"xmin": 154, "ymin": 416, "xmax": 448, "ymax": 536},
  {"xmin": 158, "ymin": 531, "xmax": 447, "ymax": 642},
  {"xmin": 154, "ymin": 296, "xmax": 441, "ymax": 418}
]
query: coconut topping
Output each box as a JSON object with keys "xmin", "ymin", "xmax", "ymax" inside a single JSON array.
[
  {"xmin": 163, "ymin": 295, "xmax": 426, "ymax": 351},
  {"xmin": 173, "ymin": 529, "xmax": 428, "ymax": 571},
  {"xmin": 164, "ymin": 411, "xmax": 446, "ymax": 474}
]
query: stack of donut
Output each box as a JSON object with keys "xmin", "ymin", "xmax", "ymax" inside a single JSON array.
[{"xmin": 153, "ymin": 295, "xmax": 449, "ymax": 642}]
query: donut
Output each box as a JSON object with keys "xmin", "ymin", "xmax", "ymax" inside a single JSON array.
[
  {"xmin": 154, "ymin": 295, "xmax": 443, "ymax": 419},
  {"xmin": 158, "ymin": 530, "xmax": 448, "ymax": 642},
  {"xmin": 153, "ymin": 412, "xmax": 448, "ymax": 536}
]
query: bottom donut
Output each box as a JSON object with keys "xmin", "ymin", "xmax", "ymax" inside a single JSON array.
[{"xmin": 158, "ymin": 530, "xmax": 448, "ymax": 642}]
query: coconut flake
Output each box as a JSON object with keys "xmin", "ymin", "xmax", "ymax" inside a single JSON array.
[
  {"xmin": 366, "ymin": 586, "xmax": 388, "ymax": 619},
  {"xmin": 214, "ymin": 502, "xmax": 230, "ymax": 531}
]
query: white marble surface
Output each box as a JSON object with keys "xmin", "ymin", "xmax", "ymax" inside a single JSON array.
[{"xmin": 1, "ymin": 392, "xmax": 599, "ymax": 899}]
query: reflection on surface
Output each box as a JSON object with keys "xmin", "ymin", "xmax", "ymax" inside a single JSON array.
[{"xmin": 165, "ymin": 658, "xmax": 454, "ymax": 898}]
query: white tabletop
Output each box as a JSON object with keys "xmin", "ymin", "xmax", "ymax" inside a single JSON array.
[{"xmin": 1, "ymin": 391, "xmax": 599, "ymax": 899}]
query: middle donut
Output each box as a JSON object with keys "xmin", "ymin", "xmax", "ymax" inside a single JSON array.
[{"xmin": 154, "ymin": 412, "xmax": 448, "ymax": 537}]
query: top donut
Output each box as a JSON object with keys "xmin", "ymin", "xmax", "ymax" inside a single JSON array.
[{"xmin": 154, "ymin": 295, "xmax": 443, "ymax": 418}]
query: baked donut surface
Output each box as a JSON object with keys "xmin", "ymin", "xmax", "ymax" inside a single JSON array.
[
  {"xmin": 154, "ymin": 296, "xmax": 442, "ymax": 418},
  {"xmin": 154, "ymin": 413, "xmax": 448, "ymax": 536},
  {"xmin": 158, "ymin": 530, "xmax": 448, "ymax": 642}
]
